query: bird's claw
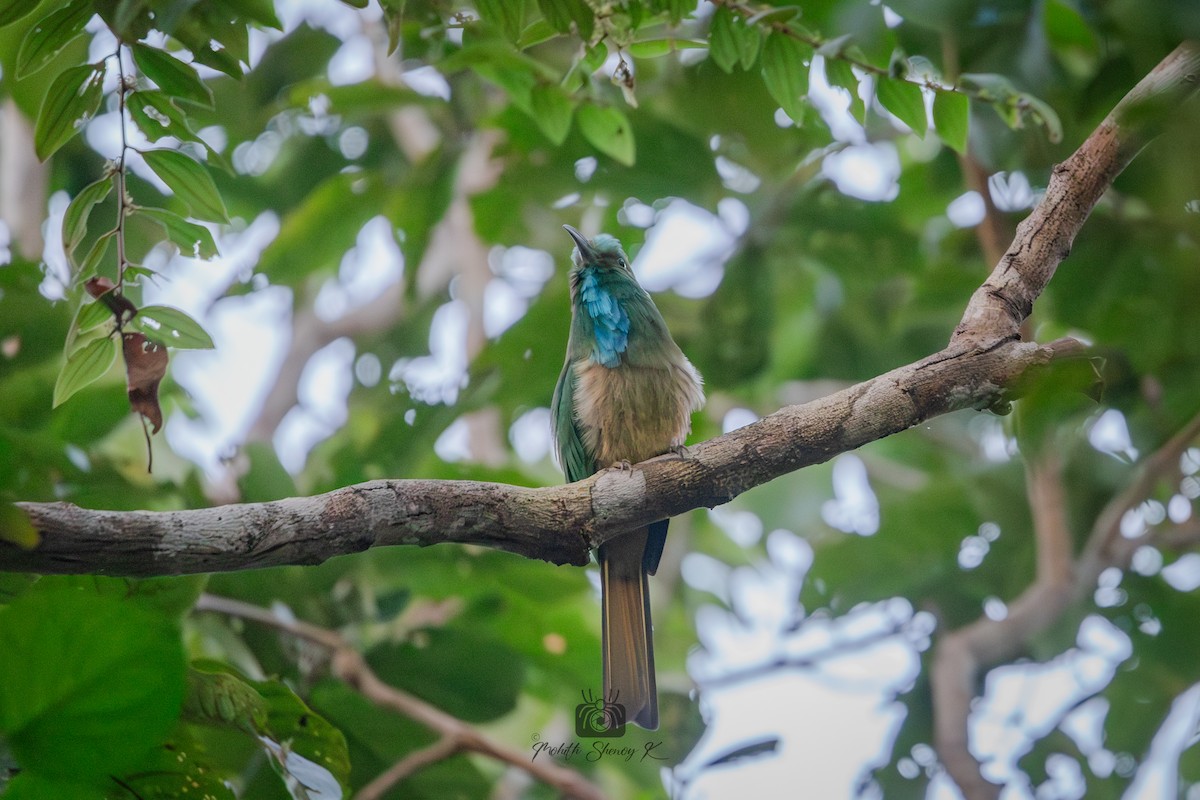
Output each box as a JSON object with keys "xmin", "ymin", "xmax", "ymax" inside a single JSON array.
[
  {"xmin": 610, "ymin": 459, "xmax": 633, "ymax": 472},
  {"xmin": 669, "ymin": 444, "xmax": 690, "ymax": 460}
]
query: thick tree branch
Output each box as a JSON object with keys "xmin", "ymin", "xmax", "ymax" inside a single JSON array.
[
  {"xmin": 4, "ymin": 44, "xmax": 1198, "ymax": 580},
  {"xmin": 193, "ymin": 594, "xmax": 607, "ymax": 800},
  {"xmin": 5, "ymin": 337, "xmax": 1079, "ymax": 576},
  {"xmin": 953, "ymin": 42, "xmax": 1200, "ymax": 348}
]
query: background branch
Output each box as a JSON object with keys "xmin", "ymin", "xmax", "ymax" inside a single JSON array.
[
  {"xmin": 931, "ymin": 409, "xmax": 1200, "ymax": 798},
  {"xmin": 193, "ymin": 593, "xmax": 607, "ymax": 800}
]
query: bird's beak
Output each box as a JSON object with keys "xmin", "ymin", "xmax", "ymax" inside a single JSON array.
[{"xmin": 563, "ymin": 225, "xmax": 596, "ymax": 261}]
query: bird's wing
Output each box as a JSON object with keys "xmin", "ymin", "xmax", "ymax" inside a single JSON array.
[{"xmin": 551, "ymin": 359, "xmax": 592, "ymax": 483}]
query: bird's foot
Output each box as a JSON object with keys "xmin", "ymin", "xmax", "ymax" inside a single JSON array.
[
  {"xmin": 609, "ymin": 459, "xmax": 633, "ymax": 472},
  {"xmin": 668, "ymin": 444, "xmax": 691, "ymax": 460}
]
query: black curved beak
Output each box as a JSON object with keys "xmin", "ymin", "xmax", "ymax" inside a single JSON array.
[{"xmin": 563, "ymin": 224, "xmax": 596, "ymax": 261}]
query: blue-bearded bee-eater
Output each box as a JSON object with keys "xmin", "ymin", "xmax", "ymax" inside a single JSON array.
[{"xmin": 551, "ymin": 224, "xmax": 705, "ymax": 729}]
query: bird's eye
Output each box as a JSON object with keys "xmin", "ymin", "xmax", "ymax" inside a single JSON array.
[{"xmin": 617, "ymin": 258, "xmax": 626, "ymax": 268}]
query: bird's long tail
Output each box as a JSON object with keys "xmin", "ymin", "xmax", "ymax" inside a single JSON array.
[{"xmin": 599, "ymin": 527, "xmax": 657, "ymax": 730}]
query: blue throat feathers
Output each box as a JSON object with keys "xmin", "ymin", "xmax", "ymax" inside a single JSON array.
[{"xmin": 579, "ymin": 267, "xmax": 630, "ymax": 368}]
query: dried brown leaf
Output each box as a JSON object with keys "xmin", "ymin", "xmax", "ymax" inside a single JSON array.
[{"xmin": 122, "ymin": 332, "xmax": 168, "ymax": 433}]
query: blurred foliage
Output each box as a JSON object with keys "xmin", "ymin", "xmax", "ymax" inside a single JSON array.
[{"xmin": 1, "ymin": 0, "xmax": 1200, "ymax": 798}]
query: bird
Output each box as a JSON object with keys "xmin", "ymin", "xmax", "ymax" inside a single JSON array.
[{"xmin": 551, "ymin": 224, "xmax": 705, "ymax": 730}]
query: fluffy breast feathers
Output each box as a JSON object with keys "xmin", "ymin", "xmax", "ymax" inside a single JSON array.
[{"xmin": 572, "ymin": 356, "xmax": 704, "ymax": 467}]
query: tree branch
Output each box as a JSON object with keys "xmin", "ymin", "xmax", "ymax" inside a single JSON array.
[
  {"xmin": 6, "ymin": 337, "xmax": 1079, "ymax": 576},
  {"xmin": 932, "ymin": 452, "xmax": 1076, "ymax": 800},
  {"xmin": 4, "ymin": 44, "xmax": 1198, "ymax": 582},
  {"xmin": 356, "ymin": 735, "xmax": 463, "ymax": 800},
  {"xmin": 953, "ymin": 42, "xmax": 1200, "ymax": 348},
  {"xmin": 193, "ymin": 594, "xmax": 607, "ymax": 800}
]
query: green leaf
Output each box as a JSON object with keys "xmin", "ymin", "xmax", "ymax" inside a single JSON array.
[
  {"xmin": 26, "ymin": 575, "xmax": 207, "ymax": 620},
  {"xmin": 134, "ymin": 304, "xmax": 216, "ymax": 349},
  {"xmin": 224, "ymin": 0, "xmax": 282, "ymax": 30},
  {"xmin": 15, "ymin": 0, "xmax": 92, "ymax": 78},
  {"xmin": 2, "ymin": 773, "xmax": 107, "ymax": 799},
  {"xmin": 626, "ymin": 37, "xmax": 706, "ymax": 59},
  {"xmin": 380, "ymin": 0, "xmax": 404, "ymax": 54},
  {"xmin": 816, "ymin": 33, "xmax": 855, "ymax": 59},
  {"xmin": 530, "ymin": 83, "xmax": 573, "ymax": 144},
  {"xmin": 33, "ymin": 63, "xmax": 105, "ymax": 161},
  {"xmin": 61, "ymin": 176, "xmax": 113, "ymax": 261},
  {"xmin": 581, "ymin": 40, "xmax": 607, "ymax": 73},
  {"xmin": 761, "ymin": 32, "xmax": 809, "ymax": 124},
  {"xmin": 118, "ymin": 727, "xmax": 236, "ymax": 800},
  {"xmin": 1043, "ymin": 0, "xmax": 1099, "ymax": 60},
  {"xmin": 746, "ymin": 5, "xmax": 802, "ymax": 25},
  {"xmin": 52, "ymin": 335, "xmax": 118, "ymax": 407},
  {"xmin": 132, "ymin": 44, "xmax": 214, "ymax": 107},
  {"xmin": 708, "ymin": 6, "xmax": 740, "ymax": 73},
  {"xmin": 824, "ymin": 57, "xmax": 864, "ymax": 121},
  {"xmin": 128, "ymin": 90, "xmax": 199, "ymax": 143},
  {"xmin": 142, "ymin": 148, "xmax": 230, "ymax": 223},
  {"xmin": 183, "ymin": 663, "xmax": 269, "ymax": 730},
  {"xmin": 736, "ymin": 19, "xmax": 762, "ymax": 70},
  {"xmin": 172, "ymin": 17, "xmax": 243, "ymax": 78},
  {"xmin": 0, "ymin": 587, "xmax": 186, "ymax": 781},
  {"xmin": 75, "ymin": 298, "xmax": 115, "ymax": 336},
  {"xmin": 77, "ymin": 231, "xmax": 114, "ymax": 278},
  {"xmin": 63, "ymin": 295, "xmax": 114, "ymax": 358},
  {"xmin": 367, "ymin": 628, "xmax": 525, "ymax": 722},
  {"xmin": 253, "ymin": 678, "xmax": 352, "ymax": 793},
  {"xmin": 876, "ymin": 76, "xmax": 927, "ymax": 136},
  {"xmin": 537, "ymin": 0, "xmax": 593, "ymax": 39},
  {"xmin": 0, "ymin": 508, "xmax": 38, "ymax": 551},
  {"xmin": 516, "ymin": 17, "xmax": 558, "ymax": 49},
  {"xmin": 236, "ymin": 441, "xmax": 297, "ymax": 502},
  {"xmin": 193, "ymin": 1, "xmax": 249, "ymax": 66},
  {"xmin": 0, "ymin": 0, "xmax": 40, "ymax": 26},
  {"xmin": 1021, "ymin": 92, "xmax": 1063, "ymax": 143},
  {"xmin": 256, "ymin": 171, "xmax": 386, "ymax": 282},
  {"xmin": 960, "ymin": 72, "xmax": 1019, "ymax": 103},
  {"xmin": 124, "ymin": 575, "xmax": 209, "ymax": 619},
  {"xmin": 932, "ymin": 89, "xmax": 969, "ymax": 153},
  {"xmin": 648, "ymin": 0, "xmax": 691, "ymax": 24},
  {"xmin": 708, "ymin": 6, "xmax": 759, "ymax": 72},
  {"xmin": 111, "ymin": 0, "xmax": 150, "ymax": 37},
  {"xmin": 476, "ymin": 0, "xmax": 524, "ymax": 42},
  {"xmin": 136, "ymin": 207, "xmax": 219, "ymax": 259},
  {"xmin": 577, "ymin": 103, "xmax": 636, "ymax": 166}
]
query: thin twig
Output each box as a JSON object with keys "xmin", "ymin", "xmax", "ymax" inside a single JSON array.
[
  {"xmin": 114, "ymin": 44, "xmax": 130, "ymax": 292},
  {"xmin": 356, "ymin": 735, "xmax": 463, "ymax": 800},
  {"xmin": 1076, "ymin": 411, "xmax": 1200, "ymax": 585},
  {"xmin": 193, "ymin": 594, "xmax": 608, "ymax": 800},
  {"xmin": 939, "ymin": 30, "xmax": 1013, "ymax": 270}
]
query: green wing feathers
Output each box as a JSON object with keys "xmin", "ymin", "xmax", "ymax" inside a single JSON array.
[{"xmin": 551, "ymin": 360, "xmax": 592, "ymax": 483}]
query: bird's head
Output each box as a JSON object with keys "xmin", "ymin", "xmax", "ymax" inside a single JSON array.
[{"xmin": 564, "ymin": 225, "xmax": 631, "ymax": 273}]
